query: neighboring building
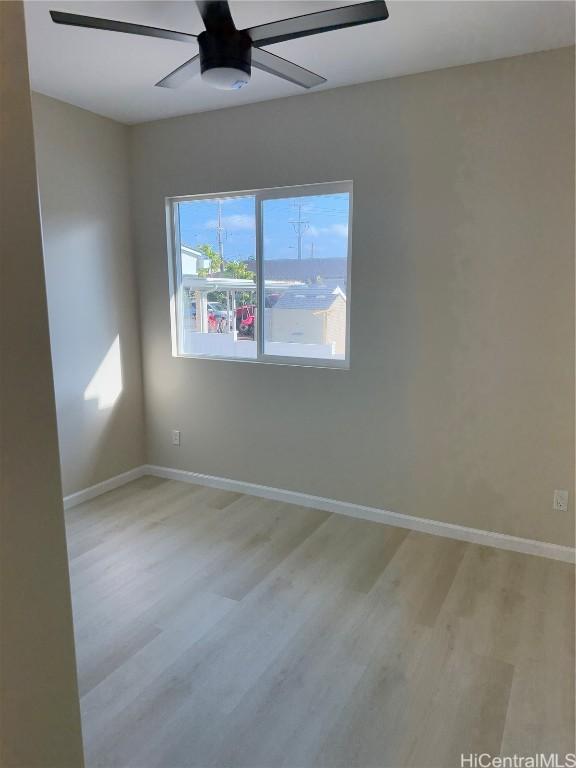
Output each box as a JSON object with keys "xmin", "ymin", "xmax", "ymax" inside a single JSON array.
[
  {"xmin": 181, "ymin": 244, "xmax": 210, "ymax": 275},
  {"xmin": 267, "ymin": 286, "xmax": 346, "ymax": 354},
  {"xmin": 246, "ymin": 257, "xmax": 348, "ymax": 292}
]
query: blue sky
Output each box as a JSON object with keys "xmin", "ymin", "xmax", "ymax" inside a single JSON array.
[{"xmin": 178, "ymin": 192, "xmax": 349, "ymax": 262}]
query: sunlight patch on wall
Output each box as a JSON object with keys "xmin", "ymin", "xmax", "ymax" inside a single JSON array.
[{"xmin": 84, "ymin": 335, "xmax": 123, "ymax": 410}]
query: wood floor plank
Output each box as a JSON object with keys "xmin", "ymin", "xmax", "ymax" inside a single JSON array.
[
  {"xmin": 206, "ymin": 489, "xmax": 245, "ymax": 510},
  {"xmin": 78, "ymin": 619, "xmax": 162, "ymax": 698},
  {"xmin": 84, "ymin": 517, "xmax": 378, "ymax": 767},
  {"xmin": 71, "ymin": 492, "xmax": 269, "ymax": 633},
  {"xmin": 405, "ymin": 647, "xmax": 514, "ymax": 768},
  {"xmin": 367, "ymin": 531, "xmax": 469, "ymax": 629},
  {"xmin": 67, "ymin": 479, "xmax": 193, "ymax": 560},
  {"xmin": 65, "ymin": 477, "xmax": 575, "ymax": 768},
  {"xmin": 315, "ymin": 622, "xmax": 448, "ymax": 768},
  {"xmin": 438, "ymin": 545, "xmax": 575, "ymax": 667},
  {"xmin": 208, "ymin": 502, "xmax": 331, "ymax": 600},
  {"xmin": 500, "ymin": 655, "xmax": 576, "ymax": 756},
  {"xmin": 137, "ymin": 586, "xmax": 370, "ymax": 768},
  {"xmin": 81, "ymin": 589, "xmax": 237, "ymax": 759}
]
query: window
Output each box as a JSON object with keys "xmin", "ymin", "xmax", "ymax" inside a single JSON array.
[{"xmin": 167, "ymin": 181, "xmax": 352, "ymax": 368}]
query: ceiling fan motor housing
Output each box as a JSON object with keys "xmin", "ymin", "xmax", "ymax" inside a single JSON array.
[{"xmin": 198, "ymin": 30, "xmax": 252, "ymax": 89}]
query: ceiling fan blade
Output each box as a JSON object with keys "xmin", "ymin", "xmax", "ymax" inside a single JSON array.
[
  {"xmin": 195, "ymin": 1, "xmax": 236, "ymax": 33},
  {"xmin": 155, "ymin": 55, "xmax": 201, "ymax": 88},
  {"xmin": 49, "ymin": 10, "xmax": 196, "ymax": 43},
  {"xmin": 246, "ymin": 1, "xmax": 388, "ymax": 47},
  {"xmin": 251, "ymin": 47, "xmax": 326, "ymax": 89}
]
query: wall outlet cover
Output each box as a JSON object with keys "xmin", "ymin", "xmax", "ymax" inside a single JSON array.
[{"xmin": 553, "ymin": 489, "xmax": 568, "ymax": 512}]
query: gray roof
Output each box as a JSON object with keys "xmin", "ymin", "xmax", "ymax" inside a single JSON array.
[
  {"xmin": 246, "ymin": 257, "xmax": 347, "ymax": 285},
  {"xmin": 273, "ymin": 286, "xmax": 343, "ymax": 311}
]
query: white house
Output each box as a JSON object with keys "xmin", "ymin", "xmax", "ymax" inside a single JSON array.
[
  {"xmin": 181, "ymin": 244, "xmax": 210, "ymax": 275},
  {"xmin": 268, "ymin": 286, "xmax": 346, "ymax": 355}
]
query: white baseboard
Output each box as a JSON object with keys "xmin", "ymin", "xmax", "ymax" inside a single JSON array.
[
  {"xmin": 62, "ymin": 462, "xmax": 575, "ymax": 563},
  {"xmin": 144, "ymin": 464, "xmax": 576, "ymax": 564},
  {"xmin": 63, "ymin": 466, "xmax": 147, "ymax": 510}
]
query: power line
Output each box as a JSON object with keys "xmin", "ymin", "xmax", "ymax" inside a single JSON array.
[
  {"xmin": 215, "ymin": 199, "xmax": 227, "ymax": 265},
  {"xmin": 288, "ymin": 200, "xmax": 310, "ymax": 261}
]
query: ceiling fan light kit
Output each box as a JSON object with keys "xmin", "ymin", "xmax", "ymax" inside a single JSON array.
[
  {"xmin": 49, "ymin": 0, "xmax": 389, "ymax": 93},
  {"xmin": 198, "ymin": 30, "xmax": 251, "ymax": 90}
]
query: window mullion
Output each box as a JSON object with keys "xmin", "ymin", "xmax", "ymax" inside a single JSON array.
[{"xmin": 255, "ymin": 192, "xmax": 264, "ymax": 360}]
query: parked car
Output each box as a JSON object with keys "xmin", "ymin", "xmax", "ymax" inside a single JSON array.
[
  {"xmin": 207, "ymin": 301, "xmax": 233, "ymax": 321},
  {"xmin": 185, "ymin": 300, "xmax": 232, "ymax": 331},
  {"xmin": 236, "ymin": 305, "xmax": 256, "ymax": 338}
]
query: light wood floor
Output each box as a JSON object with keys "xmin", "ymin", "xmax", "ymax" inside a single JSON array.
[{"xmin": 65, "ymin": 476, "xmax": 575, "ymax": 768}]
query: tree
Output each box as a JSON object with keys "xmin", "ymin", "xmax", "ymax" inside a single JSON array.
[
  {"xmin": 223, "ymin": 260, "xmax": 254, "ymax": 280},
  {"xmin": 196, "ymin": 244, "xmax": 221, "ymax": 276},
  {"xmin": 196, "ymin": 246, "xmax": 255, "ymax": 306},
  {"xmin": 223, "ymin": 260, "xmax": 255, "ymax": 305}
]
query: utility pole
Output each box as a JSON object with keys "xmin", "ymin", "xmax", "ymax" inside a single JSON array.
[
  {"xmin": 215, "ymin": 199, "xmax": 226, "ymax": 271},
  {"xmin": 309, "ymin": 241, "xmax": 315, "ymax": 260},
  {"xmin": 289, "ymin": 200, "xmax": 309, "ymax": 260}
]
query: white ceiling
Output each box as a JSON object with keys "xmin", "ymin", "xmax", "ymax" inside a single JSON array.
[{"xmin": 25, "ymin": 0, "xmax": 575, "ymax": 124}]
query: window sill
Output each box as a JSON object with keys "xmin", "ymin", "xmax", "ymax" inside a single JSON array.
[{"xmin": 172, "ymin": 352, "xmax": 350, "ymax": 370}]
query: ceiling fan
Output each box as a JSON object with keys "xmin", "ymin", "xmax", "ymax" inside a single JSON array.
[{"xmin": 49, "ymin": 1, "xmax": 389, "ymax": 91}]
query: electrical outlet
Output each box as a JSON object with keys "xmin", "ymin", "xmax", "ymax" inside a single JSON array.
[
  {"xmin": 171, "ymin": 430, "xmax": 181, "ymax": 447},
  {"xmin": 553, "ymin": 490, "xmax": 568, "ymax": 512}
]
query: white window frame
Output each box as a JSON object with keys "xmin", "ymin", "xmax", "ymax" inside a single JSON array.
[{"xmin": 166, "ymin": 180, "xmax": 353, "ymax": 369}]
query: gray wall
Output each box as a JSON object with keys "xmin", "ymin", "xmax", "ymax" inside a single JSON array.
[
  {"xmin": 0, "ymin": 2, "xmax": 84, "ymax": 764},
  {"xmin": 130, "ymin": 47, "xmax": 574, "ymax": 547},
  {"xmin": 32, "ymin": 93, "xmax": 145, "ymax": 496}
]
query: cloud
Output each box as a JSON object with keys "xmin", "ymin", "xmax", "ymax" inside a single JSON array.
[
  {"xmin": 326, "ymin": 223, "xmax": 349, "ymax": 238},
  {"xmin": 205, "ymin": 214, "xmax": 255, "ymax": 231},
  {"xmin": 307, "ymin": 223, "xmax": 348, "ymax": 239}
]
